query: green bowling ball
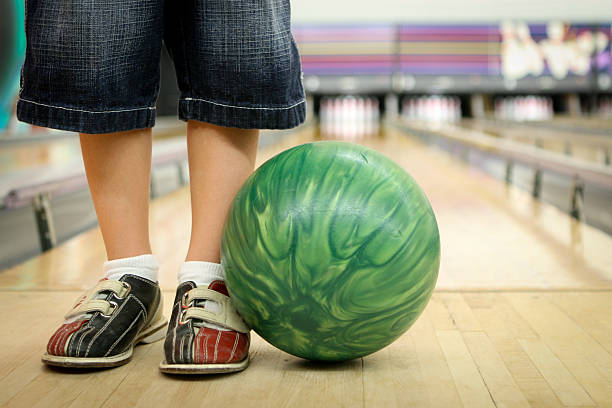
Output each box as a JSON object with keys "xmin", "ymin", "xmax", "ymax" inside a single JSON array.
[{"xmin": 221, "ymin": 141, "xmax": 440, "ymax": 361}]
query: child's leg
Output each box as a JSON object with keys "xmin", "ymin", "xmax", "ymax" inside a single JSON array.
[
  {"xmin": 79, "ymin": 128, "xmax": 153, "ymax": 260},
  {"xmin": 184, "ymin": 120, "xmax": 259, "ymax": 263},
  {"xmin": 160, "ymin": 121, "xmax": 258, "ymax": 374},
  {"xmin": 42, "ymin": 127, "xmax": 167, "ymax": 367},
  {"xmin": 79, "ymin": 128, "xmax": 160, "ymax": 281}
]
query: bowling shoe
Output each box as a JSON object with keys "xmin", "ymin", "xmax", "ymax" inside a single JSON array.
[
  {"xmin": 42, "ymin": 275, "xmax": 167, "ymax": 368},
  {"xmin": 159, "ymin": 280, "xmax": 250, "ymax": 374}
]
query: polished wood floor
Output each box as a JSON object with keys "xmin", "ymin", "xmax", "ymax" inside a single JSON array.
[{"xmin": 1, "ymin": 125, "xmax": 611, "ymax": 407}]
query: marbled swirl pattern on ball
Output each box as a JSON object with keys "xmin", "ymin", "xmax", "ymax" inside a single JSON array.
[{"xmin": 221, "ymin": 141, "xmax": 440, "ymax": 361}]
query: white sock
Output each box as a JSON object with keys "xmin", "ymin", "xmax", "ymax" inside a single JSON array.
[
  {"xmin": 103, "ymin": 254, "xmax": 159, "ymax": 283},
  {"xmin": 178, "ymin": 261, "xmax": 225, "ymax": 288},
  {"xmin": 178, "ymin": 261, "xmax": 228, "ymax": 331}
]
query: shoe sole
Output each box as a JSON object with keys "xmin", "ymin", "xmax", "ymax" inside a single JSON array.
[
  {"xmin": 41, "ymin": 315, "xmax": 168, "ymax": 368},
  {"xmin": 159, "ymin": 355, "xmax": 250, "ymax": 374}
]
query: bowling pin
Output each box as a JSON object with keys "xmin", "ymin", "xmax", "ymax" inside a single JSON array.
[
  {"xmin": 373, "ymin": 98, "xmax": 380, "ymax": 135},
  {"xmin": 320, "ymin": 97, "xmax": 328, "ymax": 138}
]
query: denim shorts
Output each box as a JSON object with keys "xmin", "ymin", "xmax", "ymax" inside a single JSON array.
[{"xmin": 17, "ymin": 0, "xmax": 307, "ymax": 134}]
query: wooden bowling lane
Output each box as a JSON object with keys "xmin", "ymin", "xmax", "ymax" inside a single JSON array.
[
  {"xmin": 1, "ymin": 123, "xmax": 612, "ymax": 407},
  {"xmin": 1, "ymin": 290, "xmax": 611, "ymax": 407}
]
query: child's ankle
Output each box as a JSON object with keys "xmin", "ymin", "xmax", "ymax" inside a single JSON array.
[
  {"xmin": 178, "ymin": 261, "xmax": 224, "ymax": 287},
  {"xmin": 103, "ymin": 253, "xmax": 159, "ymax": 282}
]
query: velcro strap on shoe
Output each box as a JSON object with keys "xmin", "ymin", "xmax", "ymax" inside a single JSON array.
[
  {"xmin": 96, "ymin": 280, "xmax": 130, "ymax": 297},
  {"xmin": 183, "ymin": 288, "xmax": 250, "ymax": 333},
  {"xmin": 64, "ymin": 280, "xmax": 126, "ymax": 319},
  {"xmin": 65, "ymin": 299, "xmax": 116, "ymax": 319}
]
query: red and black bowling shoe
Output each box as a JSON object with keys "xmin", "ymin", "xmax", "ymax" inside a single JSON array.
[
  {"xmin": 42, "ymin": 275, "xmax": 167, "ymax": 368},
  {"xmin": 159, "ymin": 280, "xmax": 250, "ymax": 374}
]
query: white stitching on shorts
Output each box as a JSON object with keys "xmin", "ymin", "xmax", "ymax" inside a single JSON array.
[
  {"xmin": 181, "ymin": 97, "xmax": 305, "ymax": 111},
  {"xmin": 19, "ymin": 98, "xmax": 156, "ymax": 114}
]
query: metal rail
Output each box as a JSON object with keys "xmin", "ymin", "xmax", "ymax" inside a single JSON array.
[
  {"xmin": 490, "ymin": 117, "xmax": 612, "ymax": 137},
  {"xmin": 3, "ymin": 137, "xmax": 189, "ymax": 210},
  {"xmin": 465, "ymin": 119, "xmax": 612, "ymax": 148},
  {"xmin": 462, "ymin": 119, "xmax": 612, "ymax": 165},
  {"xmin": 389, "ymin": 119, "xmax": 612, "ymax": 220}
]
